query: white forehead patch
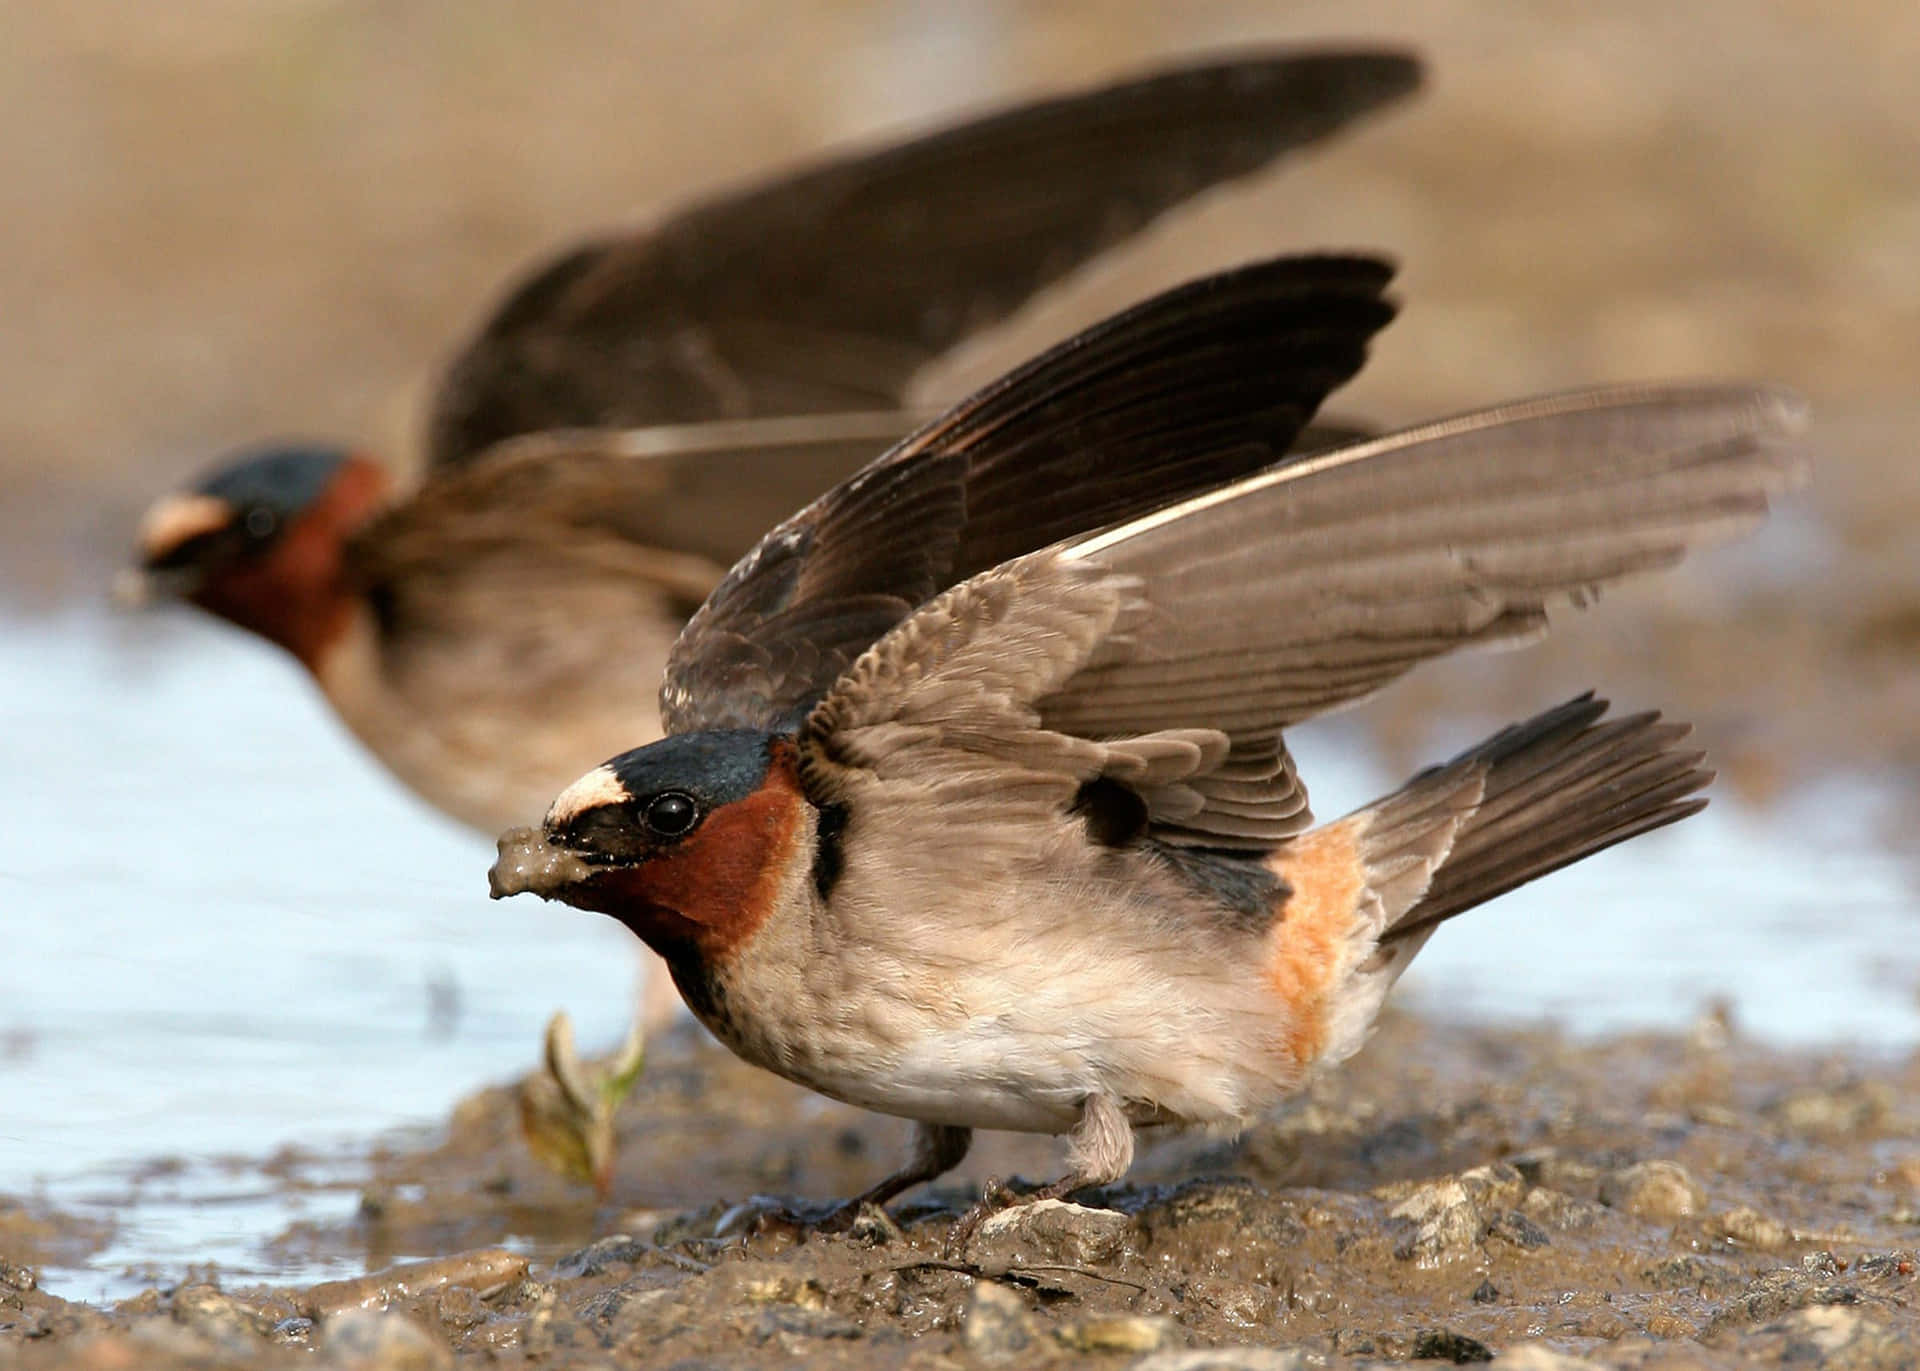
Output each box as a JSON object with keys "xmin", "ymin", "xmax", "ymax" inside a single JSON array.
[
  {"xmin": 139, "ymin": 493, "xmax": 234, "ymax": 559},
  {"xmin": 546, "ymin": 765, "xmax": 632, "ymax": 828}
]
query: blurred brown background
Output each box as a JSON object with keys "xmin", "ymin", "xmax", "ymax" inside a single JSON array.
[{"xmin": 5, "ymin": 0, "xmax": 1916, "ymax": 784}]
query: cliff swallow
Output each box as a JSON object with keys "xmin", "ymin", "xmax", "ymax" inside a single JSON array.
[
  {"xmin": 115, "ymin": 50, "xmax": 1420, "ymax": 1188},
  {"xmin": 490, "ymin": 254, "xmax": 1806, "ymax": 1239}
]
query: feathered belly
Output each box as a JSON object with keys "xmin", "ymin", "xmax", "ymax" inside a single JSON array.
[
  {"xmin": 815, "ymin": 1028, "xmax": 1096, "ymax": 1134},
  {"xmin": 691, "ymin": 846, "xmax": 1307, "ymax": 1136},
  {"xmin": 701, "ymin": 935, "xmax": 1282, "ymax": 1135},
  {"xmin": 684, "ymin": 960, "xmax": 1092, "ymax": 1132}
]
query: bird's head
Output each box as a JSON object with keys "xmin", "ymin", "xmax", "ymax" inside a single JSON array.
[
  {"xmin": 116, "ymin": 443, "xmax": 390, "ymax": 671},
  {"xmin": 490, "ymin": 730, "xmax": 819, "ymax": 965}
]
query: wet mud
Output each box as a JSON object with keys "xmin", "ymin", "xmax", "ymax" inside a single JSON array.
[{"xmin": 8, "ymin": 1011, "xmax": 1920, "ymax": 1368}]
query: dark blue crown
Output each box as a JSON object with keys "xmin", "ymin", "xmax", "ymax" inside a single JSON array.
[
  {"xmin": 606, "ymin": 729, "xmax": 779, "ymax": 811},
  {"xmin": 194, "ymin": 443, "xmax": 350, "ymax": 517}
]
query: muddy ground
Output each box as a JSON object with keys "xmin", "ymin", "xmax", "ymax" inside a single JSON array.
[{"xmin": 7, "ymin": 1012, "xmax": 1920, "ymax": 1368}]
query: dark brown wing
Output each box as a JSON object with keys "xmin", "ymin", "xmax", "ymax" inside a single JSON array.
[
  {"xmin": 424, "ymin": 49, "xmax": 1420, "ymax": 467},
  {"xmin": 659, "ymin": 254, "xmax": 1398, "ymax": 735}
]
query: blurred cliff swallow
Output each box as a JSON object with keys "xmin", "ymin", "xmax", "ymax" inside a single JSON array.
[
  {"xmin": 115, "ymin": 49, "xmax": 1420, "ymax": 1190},
  {"xmin": 490, "ymin": 253, "xmax": 1807, "ymax": 1241}
]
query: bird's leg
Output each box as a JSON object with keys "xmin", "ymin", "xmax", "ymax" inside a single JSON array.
[
  {"xmin": 948, "ymin": 1092, "xmax": 1134, "ymax": 1256},
  {"xmin": 740, "ymin": 1123, "xmax": 973, "ymax": 1237},
  {"xmin": 854, "ymin": 1121, "xmax": 975, "ymax": 1211}
]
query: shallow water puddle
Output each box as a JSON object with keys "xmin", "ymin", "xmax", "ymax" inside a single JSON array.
[
  {"xmin": 1, "ymin": 610, "xmax": 1915, "ymax": 1299},
  {"xmin": 36, "ymin": 1148, "xmax": 370, "ymax": 1305}
]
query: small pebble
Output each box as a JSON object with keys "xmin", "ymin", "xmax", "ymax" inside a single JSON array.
[
  {"xmin": 1387, "ymin": 1178, "xmax": 1487, "ymax": 1266},
  {"xmin": 1709, "ymin": 1205, "xmax": 1794, "ymax": 1252},
  {"xmin": 1750, "ymin": 1304, "xmax": 1913, "ymax": 1370},
  {"xmin": 1521, "ymin": 1187, "xmax": 1606, "ymax": 1232},
  {"xmin": 0, "ymin": 1260, "xmax": 36, "ymax": 1293},
  {"xmin": 270, "ymin": 1315, "xmax": 315, "ymax": 1345},
  {"xmin": 741, "ymin": 1275, "xmax": 829, "ymax": 1309},
  {"xmin": 1491, "ymin": 1346, "xmax": 1607, "ymax": 1370},
  {"xmin": 1770, "ymin": 1083, "xmax": 1891, "ymax": 1137},
  {"xmin": 1052, "ymin": 1314, "xmax": 1178, "ymax": 1353},
  {"xmin": 1643, "ymin": 1312, "xmax": 1697, "ymax": 1339},
  {"xmin": 1489, "ymin": 1208, "xmax": 1553, "ymax": 1250},
  {"xmin": 1458, "ymin": 1163, "xmax": 1529, "ymax": 1211},
  {"xmin": 169, "ymin": 1284, "xmax": 267, "ymax": 1354},
  {"xmin": 962, "ymin": 1282, "xmax": 1036, "ymax": 1362},
  {"xmin": 1413, "ymin": 1328, "xmax": 1494, "ymax": 1362},
  {"xmin": 975, "ymin": 1197, "xmax": 1134, "ymax": 1265},
  {"xmin": 318, "ymin": 1309, "xmax": 451, "ymax": 1371},
  {"xmin": 1598, "ymin": 1160, "xmax": 1705, "ymax": 1221},
  {"xmin": 553, "ymin": 1233, "xmax": 651, "ymax": 1279}
]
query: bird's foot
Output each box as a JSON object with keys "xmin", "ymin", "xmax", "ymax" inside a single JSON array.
[
  {"xmin": 716, "ymin": 1195, "xmax": 900, "ymax": 1244},
  {"xmin": 944, "ymin": 1176, "xmax": 1022, "ymax": 1259}
]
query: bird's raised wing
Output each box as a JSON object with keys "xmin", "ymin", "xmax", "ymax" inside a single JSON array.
[
  {"xmin": 798, "ymin": 386, "xmax": 1808, "ymax": 850},
  {"xmin": 658, "ymin": 254, "xmax": 1398, "ymax": 734},
  {"xmin": 424, "ymin": 49, "xmax": 1419, "ymax": 466}
]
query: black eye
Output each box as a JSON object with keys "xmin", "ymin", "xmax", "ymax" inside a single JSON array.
[
  {"xmin": 243, "ymin": 507, "xmax": 278, "ymax": 541},
  {"xmin": 643, "ymin": 792, "xmax": 699, "ymax": 837}
]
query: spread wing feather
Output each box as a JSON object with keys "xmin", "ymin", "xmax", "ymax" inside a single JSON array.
[
  {"xmin": 660, "ymin": 254, "xmax": 1398, "ymax": 733},
  {"xmin": 800, "ymin": 385, "xmax": 1806, "ymax": 851},
  {"xmin": 424, "ymin": 50, "xmax": 1419, "ymax": 465}
]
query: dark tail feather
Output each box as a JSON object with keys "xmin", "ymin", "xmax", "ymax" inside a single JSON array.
[{"xmin": 1382, "ymin": 692, "xmax": 1709, "ymax": 944}]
